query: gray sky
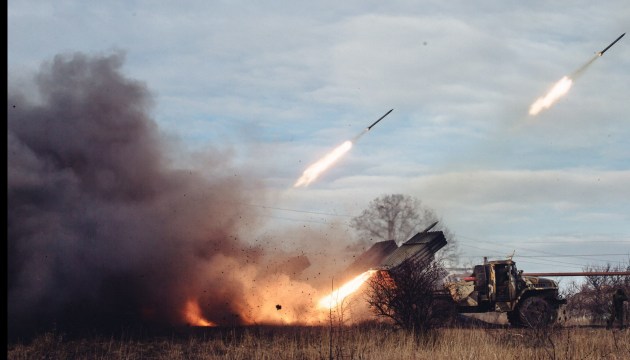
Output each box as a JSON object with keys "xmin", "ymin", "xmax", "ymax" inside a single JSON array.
[{"xmin": 8, "ymin": 1, "xmax": 630, "ymax": 276}]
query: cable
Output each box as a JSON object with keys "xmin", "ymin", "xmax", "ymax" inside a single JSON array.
[
  {"xmin": 457, "ymin": 235, "xmax": 629, "ymax": 263},
  {"xmin": 515, "ymin": 254, "xmax": 629, "ymax": 258},
  {"xmin": 458, "ymin": 234, "xmax": 629, "ymax": 245},
  {"xmin": 239, "ymin": 202, "xmax": 353, "ymax": 217},
  {"xmin": 458, "ymin": 254, "xmax": 629, "ymax": 259},
  {"xmin": 457, "ymin": 243, "xmax": 625, "ymax": 268},
  {"xmin": 258, "ymin": 214, "xmax": 334, "ymax": 225}
]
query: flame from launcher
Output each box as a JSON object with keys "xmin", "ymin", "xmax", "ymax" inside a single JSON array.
[
  {"xmin": 294, "ymin": 140, "xmax": 353, "ymax": 188},
  {"xmin": 184, "ymin": 299, "xmax": 215, "ymax": 327},
  {"xmin": 318, "ymin": 270, "xmax": 377, "ymax": 309}
]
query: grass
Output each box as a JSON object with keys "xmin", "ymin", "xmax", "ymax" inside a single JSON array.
[{"xmin": 8, "ymin": 323, "xmax": 630, "ymax": 360}]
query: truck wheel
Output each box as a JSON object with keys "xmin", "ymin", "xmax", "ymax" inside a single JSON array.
[
  {"xmin": 518, "ymin": 296, "xmax": 554, "ymax": 328},
  {"xmin": 507, "ymin": 310, "xmax": 521, "ymax": 327},
  {"xmin": 550, "ymin": 307, "xmax": 559, "ymax": 324}
]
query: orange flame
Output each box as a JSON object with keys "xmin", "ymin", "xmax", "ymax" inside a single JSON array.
[
  {"xmin": 294, "ymin": 140, "xmax": 353, "ymax": 187},
  {"xmin": 318, "ymin": 270, "xmax": 377, "ymax": 309},
  {"xmin": 529, "ymin": 76, "xmax": 574, "ymax": 115},
  {"xmin": 184, "ymin": 299, "xmax": 215, "ymax": 327}
]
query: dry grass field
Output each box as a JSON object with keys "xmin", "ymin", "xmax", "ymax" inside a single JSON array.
[{"xmin": 7, "ymin": 323, "xmax": 630, "ymax": 360}]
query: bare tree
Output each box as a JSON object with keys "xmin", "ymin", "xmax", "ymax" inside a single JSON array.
[
  {"xmin": 365, "ymin": 258, "xmax": 456, "ymax": 333},
  {"xmin": 350, "ymin": 194, "xmax": 459, "ymax": 265},
  {"xmin": 564, "ymin": 261, "xmax": 630, "ymax": 324}
]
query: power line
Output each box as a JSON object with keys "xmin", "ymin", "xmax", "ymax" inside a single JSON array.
[
  {"xmin": 515, "ymin": 254, "xmax": 629, "ymax": 258},
  {"xmin": 241, "ymin": 203, "xmax": 353, "ymax": 217},
  {"xmin": 508, "ymin": 258, "xmax": 586, "ymax": 271},
  {"xmin": 516, "ymin": 240, "xmax": 630, "ymax": 244},
  {"xmin": 459, "ymin": 254, "xmax": 629, "ymax": 258},
  {"xmin": 258, "ymin": 214, "xmax": 342, "ymax": 225},
  {"xmin": 457, "ymin": 235, "xmax": 629, "ymax": 263},
  {"xmin": 457, "ymin": 234, "xmax": 629, "ymax": 245},
  {"xmin": 238, "ymin": 202, "xmax": 629, "ymax": 267},
  {"xmin": 459, "ymin": 255, "xmax": 586, "ymax": 271},
  {"xmin": 457, "ymin": 243, "xmax": 619, "ymax": 268},
  {"xmin": 241, "ymin": 204, "xmax": 630, "ymax": 250},
  {"xmin": 414, "ymin": 237, "xmax": 628, "ymax": 271}
]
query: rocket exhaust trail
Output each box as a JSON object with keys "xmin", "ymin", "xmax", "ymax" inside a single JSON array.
[
  {"xmin": 293, "ymin": 140, "xmax": 353, "ymax": 188},
  {"xmin": 293, "ymin": 109, "xmax": 394, "ymax": 188},
  {"xmin": 529, "ymin": 33, "xmax": 625, "ymax": 116}
]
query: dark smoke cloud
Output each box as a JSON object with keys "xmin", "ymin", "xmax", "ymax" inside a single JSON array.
[{"xmin": 8, "ymin": 52, "xmax": 267, "ymax": 337}]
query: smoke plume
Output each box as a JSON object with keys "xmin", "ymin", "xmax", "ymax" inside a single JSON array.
[{"xmin": 8, "ymin": 52, "xmax": 329, "ymax": 338}]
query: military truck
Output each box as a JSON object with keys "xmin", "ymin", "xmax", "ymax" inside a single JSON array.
[
  {"xmin": 443, "ymin": 258, "xmax": 567, "ymax": 327},
  {"xmin": 346, "ymin": 224, "xmax": 567, "ymax": 327}
]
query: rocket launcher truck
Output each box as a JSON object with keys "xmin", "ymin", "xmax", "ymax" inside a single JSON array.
[{"xmin": 346, "ymin": 222, "xmax": 568, "ymax": 327}]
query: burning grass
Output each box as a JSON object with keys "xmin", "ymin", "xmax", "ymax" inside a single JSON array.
[{"xmin": 8, "ymin": 324, "xmax": 630, "ymax": 359}]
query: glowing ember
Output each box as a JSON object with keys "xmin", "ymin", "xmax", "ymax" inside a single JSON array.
[
  {"xmin": 318, "ymin": 270, "xmax": 377, "ymax": 309},
  {"xmin": 184, "ymin": 299, "xmax": 215, "ymax": 327},
  {"xmin": 294, "ymin": 140, "xmax": 353, "ymax": 187},
  {"xmin": 529, "ymin": 76, "xmax": 574, "ymax": 115}
]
